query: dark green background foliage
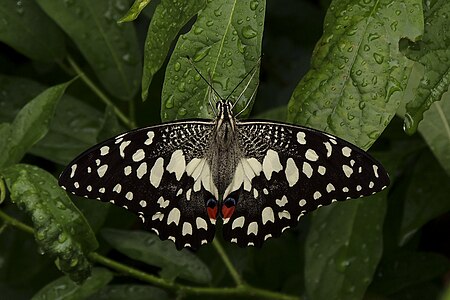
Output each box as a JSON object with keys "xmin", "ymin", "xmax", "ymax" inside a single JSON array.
[{"xmin": 0, "ymin": 0, "xmax": 449, "ymax": 299}]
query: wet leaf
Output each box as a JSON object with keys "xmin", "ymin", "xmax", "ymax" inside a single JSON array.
[
  {"xmin": 141, "ymin": 0, "xmax": 205, "ymax": 100},
  {"xmin": 118, "ymin": 0, "xmax": 152, "ymax": 23},
  {"xmin": 2, "ymin": 164, "xmax": 98, "ymax": 283},
  {"xmin": 288, "ymin": 0, "xmax": 423, "ymax": 150},
  {"xmin": 161, "ymin": 0, "xmax": 265, "ymax": 121},
  {"xmin": 404, "ymin": 0, "xmax": 450, "ymax": 134},
  {"xmin": 101, "ymin": 228, "xmax": 211, "ymax": 284},
  {"xmin": 32, "ymin": 268, "xmax": 113, "ymax": 300},
  {"xmin": 37, "ymin": 0, "xmax": 141, "ymax": 100},
  {"xmin": 0, "ymin": 1, "xmax": 65, "ymax": 62}
]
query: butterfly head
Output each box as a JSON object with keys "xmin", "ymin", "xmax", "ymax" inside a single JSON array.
[{"xmin": 216, "ymin": 100, "xmax": 236, "ymax": 134}]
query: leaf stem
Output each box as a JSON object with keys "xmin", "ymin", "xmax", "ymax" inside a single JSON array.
[
  {"xmin": 66, "ymin": 55, "xmax": 135, "ymax": 129},
  {"xmin": 0, "ymin": 209, "xmax": 300, "ymax": 300},
  {"xmin": 212, "ymin": 239, "xmax": 243, "ymax": 286}
]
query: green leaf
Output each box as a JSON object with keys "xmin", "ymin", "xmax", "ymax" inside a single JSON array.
[
  {"xmin": 399, "ymin": 150, "xmax": 450, "ymax": 245},
  {"xmin": 0, "ymin": 80, "xmax": 72, "ymax": 168},
  {"xmin": 101, "ymin": 228, "xmax": 212, "ymax": 284},
  {"xmin": 1, "ymin": 164, "xmax": 98, "ymax": 283},
  {"xmin": 370, "ymin": 251, "xmax": 450, "ymax": 295},
  {"xmin": 304, "ymin": 191, "xmax": 387, "ymax": 300},
  {"xmin": 141, "ymin": 0, "xmax": 205, "ymax": 100},
  {"xmin": 88, "ymin": 284, "xmax": 169, "ymax": 300},
  {"xmin": 417, "ymin": 93, "xmax": 450, "ymax": 176},
  {"xmin": 97, "ymin": 105, "xmax": 124, "ymax": 142},
  {"xmin": 118, "ymin": 0, "xmax": 152, "ymax": 23},
  {"xmin": 161, "ymin": 0, "xmax": 265, "ymax": 121},
  {"xmin": 404, "ymin": 1, "xmax": 450, "ymax": 134},
  {"xmin": 0, "ymin": 1, "xmax": 65, "ymax": 62},
  {"xmin": 253, "ymin": 106, "xmax": 287, "ymax": 122},
  {"xmin": 288, "ymin": 0, "xmax": 424, "ymax": 150},
  {"xmin": 32, "ymin": 268, "xmax": 113, "ymax": 300},
  {"xmin": 36, "ymin": 0, "xmax": 141, "ymax": 100},
  {"xmin": 0, "ymin": 75, "xmax": 112, "ymax": 165}
]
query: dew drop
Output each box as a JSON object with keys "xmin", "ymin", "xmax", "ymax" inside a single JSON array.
[
  {"xmin": 373, "ymin": 52, "xmax": 384, "ymax": 64},
  {"xmin": 242, "ymin": 25, "xmax": 257, "ymax": 39},
  {"xmin": 193, "ymin": 45, "xmax": 211, "ymax": 62},
  {"xmin": 174, "ymin": 62, "xmax": 181, "ymax": 72},
  {"xmin": 165, "ymin": 96, "xmax": 174, "ymax": 109}
]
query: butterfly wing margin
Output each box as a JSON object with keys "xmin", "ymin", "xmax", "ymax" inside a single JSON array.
[
  {"xmin": 58, "ymin": 121, "xmax": 217, "ymax": 250},
  {"xmin": 222, "ymin": 121, "xmax": 390, "ymax": 247}
]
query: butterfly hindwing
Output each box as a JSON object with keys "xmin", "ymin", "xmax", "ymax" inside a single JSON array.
[
  {"xmin": 221, "ymin": 121, "xmax": 390, "ymax": 247},
  {"xmin": 59, "ymin": 121, "xmax": 217, "ymax": 250}
]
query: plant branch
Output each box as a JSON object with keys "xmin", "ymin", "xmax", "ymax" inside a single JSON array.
[
  {"xmin": 66, "ymin": 55, "xmax": 135, "ymax": 129},
  {"xmin": 212, "ymin": 239, "xmax": 243, "ymax": 286},
  {"xmin": 0, "ymin": 209, "xmax": 300, "ymax": 300}
]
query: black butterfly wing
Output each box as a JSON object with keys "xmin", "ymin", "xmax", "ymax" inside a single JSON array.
[
  {"xmin": 59, "ymin": 121, "xmax": 217, "ymax": 250},
  {"xmin": 222, "ymin": 121, "xmax": 390, "ymax": 247}
]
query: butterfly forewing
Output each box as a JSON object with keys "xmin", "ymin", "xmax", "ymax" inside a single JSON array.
[
  {"xmin": 221, "ymin": 121, "xmax": 390, "ymax": 247},
  {"xmin": 59, "ymin": 121, "xmax": 217, "ymax": 250}
]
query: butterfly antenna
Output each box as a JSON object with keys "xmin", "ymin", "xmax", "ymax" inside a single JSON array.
[
  {"xmin": 186, "ymin": 56, "xmax": 222, "ymax": 115},
  {"xmin": 234, "ymin": 81, "xmax": 259, "ymax": 118},
  {"xmin": 230, "ymin": 58, "xmax": 261, "ymax": 111}
]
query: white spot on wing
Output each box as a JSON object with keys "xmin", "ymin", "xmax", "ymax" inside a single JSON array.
[
  {"xmin": 97, "ymin": 164, "xmax": 108, "ymax": 178},
  {"xmin": 124, "ymin": 166, "xmax": 132, "ymax": 176},
  {"xmin": 313, "ymin": 191, "xmax": 322, "ymax": 200},
  {"xmin": 167, "ymin": 208, "xmax": 181, "ymax": 225},
  {"xmin": 132, "ymin": 149, "xmax": 145, "ymax": 162},
  {"xmin": 232, "ymin": 216, "xmax": 245, "ymax": 229},
  {"xmin": 285, "ymin": 158, "xmax": 299, "ymax": 187},
  {"xmin": 166, "ymin": 149, "xmax": 186, "ymax": 181},
  {"xmin": 324, "ymin": 142, "xmax": 332, "ymax": 157},
  {"xmin": 276, "ymin": 195, "xmax": 288, "ymax": 207},
  {"xmin": 342, "ymin": 146, "xmax": 352, "ymax": 157},
  {"xmin": 139, "ymin": 200, "xmax": 147, "ymax": 207},
  {"xmin": 373, "ymin": 165, "xmax": 379, "ymax": 178},
  {"xmin": 113, "ymin": 184, "xmax": 122, "ymax": 193},
  {"xmin": 70, "ymin": 164, "xmax": 77, "ymax": 178},
  {"xmin": 247, "ymin": 222, "xmax": 258, "ymax": 235},
  {"xmin": 150, "ymin": 157, "xmax": 164, "ymax": 188},
  {"xmin": 326, "ymin": 183, "xmax": 335, "ymax": 192},
  {"xmin": 343, "ymin": 165, "xmax": 353, "ymax": 177},
  {"xmin": 186, "ymin": 189, "xmax": 192, "ymax": 201},
  {"xmin": 369, "ymin": 181, "xmax": 374, "ymax": 188},
  {"xmin": 125, "ymin": 191, "xmax": 133, "ymax": 200},
  {"xmin": 318, "ymin": 166, "xmax": 326, "ymax": 175},
  {"xmin": 263, "ymin": 188, "xmax": 269, "ymax": 195},
  {"xmin": 119, "ymin": 140, "xmax": 131, "ymax": 158},
  {"xmin": 100, "ymin": 146, "xmax": 109, "ymax": 156},
  {"xmin": 196, "ymin": 217, "xmax": 208, "ymax": 230},
  {"xmin": 182, "ymin": 222, "xmax": 193, "ymax": 236},
  {"xmin": 262, "ymin": 207, "xmax": 275, "ymax": 225},
  {"xmin": 297, "ymin": 131, "xmax": 306, "ymax": 144},
  {"xmin": 157, "ymin": 196, "xmax": 169, "ymax": 208},
  {"xmin": 278, "ymin": 210, "xmax": 291, "ymax": 219},
  {"xmin": 136, "ymin": 162, "xmax": 147, "ymax": 179},
  {"xmin": 299, "ymin": 199, "xmax": 307, "ymax": 207},
  {"xmin": 302, "ymin": 162, "xmax": 313, "ymax": 178},
  {"xmin": 263, "ymin": 149, "xmax": 283, "ymax": 180},
  {"xmin": 305, "ymin": 149, "xmax": 319, "ymax": 161},
  {"xmin": 145, "ymin": 131, "xmax": 154, "ymax": 145}
]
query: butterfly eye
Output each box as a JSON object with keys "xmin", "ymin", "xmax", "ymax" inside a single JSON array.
[
  {"xmin": 221, "ymin": 197, "xmax": 237, "ymax": 219},
  {"xmin": 206, "ymin": 198, "xmax": 218, "ymax": 221}
]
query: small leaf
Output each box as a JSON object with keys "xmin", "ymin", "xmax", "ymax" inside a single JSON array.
[
  {"xmin": 161, "ymin": 0, "xmax": 265, "ymax": 121},
  {"xmin": 2, "ymin": 164, "xmax": 98, "ymax": 283},
  {"xmin": 288, "ymin": 0, "xmax": 424, "ymax": 150},
  {"xmin": 97, "ymin": 105, "xmax": 124, "ymax": 142},
  {"xmin": 417, "ymin": 93, "xmax": 450, "ymax": 176},
  {"xmin": 370, "ymin": 251, "xmax": 450, "ymax": 295},
  {"xmin": 1, "ymin": 80, "xmax": 72, "ymax": 167},
  {"xmin": 32, "ymin": 268, "xmax": 113, "ymax": 300},
  {"xmin": 36, "ymin": 0, "xmax": 141, "ymax": 100},
  {"xmin": 141, "ymin": 0, "xmax": 205, "ymax": 100},
  {"xmin": 0, "ymin": 1, "xmax": 65, "ymax": 62},
  {"xmin": 118, "ymin": 0, "xmax": 152, "ymax": 23},
  {"xmin": 399, "ymin": 150, "xmax": 450, "ymax": 245},
  {"xmin": 101, "ymin": 228, "xmax": 212, "ymax": 284},
  {"xmin": 304, "ymin": 191, "xmax": 387, "ymax": 300},
  {"xmin": 88, "ymin": 284, "xmax": 169, "ymax": 300},
  {"xmin": 404, "ymin": 0, "xmax": 450, "ymax": 134}
]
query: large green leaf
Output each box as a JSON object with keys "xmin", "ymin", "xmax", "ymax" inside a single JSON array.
[
  {"xmin": 399, "ymin": 150, "xmax": 450, "ymax": 245},
  {"xmin": 32, "ymin": 268, "xmax": 113, "ymax": 300},
  {"xmin": 36, "ymin": 0, "xmax": 141, "ymax": 100},
  {"xmin": 101, "ymin": 228, "xmax": 211, "ymax": 284},
  {"xmin": 404, "ymin": 0, "xmax": 450, "ymax": 134},
  {"xmin": 2, "ymin": 164, "xmax": 98, "ymax": 283},
  {"xmin": 0, "ymin": 80, "xmax": 72, "ymax": 168},
  {"xmin": 370, "ymin": 251, "xmax": 450, "ymax": 295},
  {"xmin": 161, "ymin": 0, "xmax": 265, "ymax": 121},
  {"xmin": 288, "ymin": 0, "xmax": 423, "ymax": 150},
  {"xmin": 0, "ymin": 1, "xmax": 65, "ymax": 62},
  {"xmin": 417, "ymin": 93, "xmax": 450, "ymax": 176},
  {"xmin": 141, "ymin": 0, "xmax": 205, "ymax": 100},
  {"xmin": 304, "ymin": 192, "xmax": 387, "ymax": 300}
]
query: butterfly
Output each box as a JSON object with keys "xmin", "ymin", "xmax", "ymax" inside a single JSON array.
[{"xmin": 58, "ymin": 63, "xmax": 390, "ymax": 250}]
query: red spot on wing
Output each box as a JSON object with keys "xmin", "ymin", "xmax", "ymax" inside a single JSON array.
[
  {"xmin": 221, "ymin": 204, "xmax": 235, "ymax": 220},
  {"xmin": 207, "ymin": 206, "xmax": 218, "ymax": 220}
]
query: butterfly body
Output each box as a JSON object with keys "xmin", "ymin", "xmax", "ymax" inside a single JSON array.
[{"xmin": 59, "ymin": 100, "xmax": 389, "ymax": 250}]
